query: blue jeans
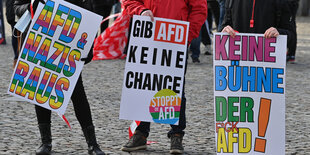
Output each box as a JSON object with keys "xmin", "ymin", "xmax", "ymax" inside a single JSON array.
[
  {"xmin": 190, "ymin": 30, "xmax": 202, "ymax": 59},
  {"xmin": 218, "ymin": 0, "xmax": 226, "ymax": 31}
]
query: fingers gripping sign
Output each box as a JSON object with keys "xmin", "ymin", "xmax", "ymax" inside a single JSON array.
[
  {"xmin": 264, "ymin": 27, "xmax": 279, "ymax": 39},
  {"xmin": 141, "ymin": 10, "xmax": 154, "ymax": 22},
  {"xmin": 222, "ymin": 25, "xmax": 237, "ymax": 38}
]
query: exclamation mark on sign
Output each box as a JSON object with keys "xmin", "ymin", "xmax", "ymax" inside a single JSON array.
[{"xmin": 254, "ymin": 98, "xmax": 271, "ymax": 153}]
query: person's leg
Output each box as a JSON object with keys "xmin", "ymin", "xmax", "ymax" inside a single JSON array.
[
  {"xmin": 212, "ymin": 1, "xmax": 220, "ymax": 29},
  {"xmin": 287, "ymin": 1, "xmax": 298, "ymax": 62},
  {"xmin": 168, "ymin": 92, "xmax": 186, "ymax": 137},
  {"xmin": 35, "ymin": 105, "xmax": 52, "ymax": 154},
  {"xmin": 201, "ymin": 22, "xmax": 208, "ymax": 46},
  {"xmin": 169, "ymin": 93, "xmax": 186, "ymax": 154},
  {"xmin": 207, "ymin": 6, "xmax": 213, "ymax": 31},
  {"xmin": 136, "ymin": 122, "xmax": 151, "ymax": 137},
  {"xmin": 71, "ymin": 76, "xmax": 93, "ymax": 128},
  {"xmin": 168, "ymin": 54, "xmax": 188, "ymax": 154},
  {"xmin": 121, "ymin": 122, "xmax": 149, "ymax": 152},
  {"xmin": 10, "ymin": 26, "xmax": 19, "ymax": 59},
  {"xmin": 190, "ymin": 30, "xmax": 202, "ymax": 63},
  {"xmin": 71, "ymin": 75, "xmax": 105, "ymax": 155},
  {"xmin": 218, "ymin": 0, "xmax": 226, "ymax": 32},
  {"xmin": 35, "ymin": 105, "xmax": 52, "ymax": 124},
  {"xmin": 10, "ymin": 25, "xmax": 19, "ymax": 68},
  {"xmin": 203, "ymin": 20, "xmax": 212, "ymax": 55}
]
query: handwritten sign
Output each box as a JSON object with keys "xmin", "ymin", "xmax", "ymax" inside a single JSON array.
[
  {"xmin": 213, "ymin": 33, "xmax": 286, "ymax": 154},
  {"xmin": 8, "ymin": 0, "xmax": 102, "ymax": 115},
  {"xmin": 119, "ymin": 15, "xmax": 189, "ymax": 125}
]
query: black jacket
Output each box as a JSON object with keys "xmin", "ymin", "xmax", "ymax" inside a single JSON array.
[
  {"xmin": 222, "ymin": 0, "xmax": 294, "ymax": 41},
  {"xmin": 5, "ymin": 0, "xmax": 16, "ymax": 25}
]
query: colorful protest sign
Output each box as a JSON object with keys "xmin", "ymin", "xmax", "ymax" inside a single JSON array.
[
  {"xmin": 7, "ymin": 0, "xmax": 102, "ymax": 115},
  {"xmin": 213, "ymin": 33, "xmax": 286, "ymax": 154},
  {"xmin": 119, "ymin": 15, "xmax": 189, "ymax": 125}
]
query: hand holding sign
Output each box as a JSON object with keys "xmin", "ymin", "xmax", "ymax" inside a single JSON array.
[
  {"xmin": 120, "ymin": 15, "xmax": 189, "ymax": 125},
  {"xmin": 141, "ymin": 10, "xmax": 154, "ymax": 22},
  {"xmin": 8, "ymin": 0, "xmax": 102, "ymax": 116},
  {"xmin": 213, "ymin": 33, "xmax": 286, "ymax": 154}
]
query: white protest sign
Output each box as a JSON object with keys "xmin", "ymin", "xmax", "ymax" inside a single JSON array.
[
  {"xmin": 213, "ymin": 33, "xmax": 286, "ymax": 154},
  {"xmin": 119, "ymin": 15, "xmax": 189, "ymax": 125},
  {"xmin": 8, "ymin": 0, "xmax": 102, "ymax": 115}
]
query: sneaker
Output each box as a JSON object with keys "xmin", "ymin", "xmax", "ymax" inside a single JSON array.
[
  {"xmin": 170, "ymin": 134, "xmax": 184, "ymax": 154},
  {"xmin": 192, "ymin": 57, "xmax": 200, "ymax": 63},
  {"xmin": 287, "ymin": 56, "xmax": 295, "ymax": 63},
  {"xmin": 121, "ymin": 130, "xmax": 147, "ymax": 152},
  {"xmin": 204, "ymin": 45, "xmax": 212, "ymax": 55}
]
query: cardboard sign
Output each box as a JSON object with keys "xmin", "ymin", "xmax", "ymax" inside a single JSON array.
[
  {"xmin": 213, "ymin": 33, "xmax": 286, "ymax": 154},
  {"xmin": 119, "ymin": 15, "xmax": 189, "ymax": 125},
  {"xmin": 8, "ymin": 0, "xmax": 102, "ymax": 115}
]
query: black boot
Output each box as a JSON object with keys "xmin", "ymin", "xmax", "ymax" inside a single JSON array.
[
  {"xmin": 82, "ymin": 125, "xmax": 105, "ymax": 155},
  {"xmin": 36, "ymin": 123, "xmax": 52, "ymax": 155}
]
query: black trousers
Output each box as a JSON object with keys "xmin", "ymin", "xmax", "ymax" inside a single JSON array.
[
  {"xmin": 287, "ymin": 1, "xmax": 298, "ymax": 57},
  {"xmin": 35, "ymin": 75, "xmax": 93, "ymax": 129},
  {"xmin": 9, "ymin": 25, "xmax": 19, "ymax": 60},
  {"xmin": 207, "ymin": 1, "xmax": 220, "ymax": 31}
]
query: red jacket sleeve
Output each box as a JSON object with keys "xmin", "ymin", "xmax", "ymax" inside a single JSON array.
[
  {"xmin": 187, "ymin": 0, "xmax": 208, "ymax": 43},
  {"xmin": 122, "ymin": 0, "xmax": 147, "ymax": 16}
]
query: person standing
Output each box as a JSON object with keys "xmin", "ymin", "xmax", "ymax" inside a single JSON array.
[
  {"xmin": 287, "ymin": 0, "xmax": 299, "ymax": 63},
  {"xmin": 120, "ymin": 0, "xmax": 208, "ymax": 154},
  {"xmin": 217, "ymin": 0, "xmax": 226, "ymax": 32},
  {"xmin": 5, "ymin": 0, "xmax": 19, "ymax": 68},
  {"xmin": 14, "ymin": 0, "xmax": 105, "ymax": 154},
  {"xmin": 207, "ymin": 0, "xmax": 220, "ymax": 31}
]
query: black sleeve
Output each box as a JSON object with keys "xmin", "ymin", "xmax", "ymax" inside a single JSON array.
[
  {"xmin": 14, "ymin": 0, "xmax": 31, "ymax": 18},
  {"xmin": 5, "ymin": 0, "xmax": 16, "ymax": 25},
  {"xmin": 276, "ymin": 1, "xmax": 294, "ymax": 44},
  {"xmin": 220, "ymin": 0, "xmax": 233, "ymax": 31}
]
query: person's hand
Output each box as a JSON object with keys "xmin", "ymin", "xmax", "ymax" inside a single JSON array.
[
  {"xmin": 264, "ymin": 27, "xmax": 279, "ymax": 38},
  {"xmin": 141, "ymin": 10, "xmax": 154, "ymax": 21},
  {"xmin": 222, "ymin": 25, "xmax": 236, "ymax": 38}
]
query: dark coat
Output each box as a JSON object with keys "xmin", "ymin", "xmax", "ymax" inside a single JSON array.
[
  {"xmin": 222, "ymin": 0, "xmax": 294, "ymax": 41},
  {"xmin": 5, "ymin": 0, "xmax": 16, "ymax": 25}
]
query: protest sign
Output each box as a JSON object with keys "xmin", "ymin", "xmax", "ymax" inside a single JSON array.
[
  {"xmin": 119, "ymin": 15, "xmax": 189, "ymax": 125},
  {"xmin": 8, "ymin": 0, "xmax": 102, "ymax": 115},
  {"xmin": 213, "ymin": 33, "xmax": 286, "ymax": 154}
]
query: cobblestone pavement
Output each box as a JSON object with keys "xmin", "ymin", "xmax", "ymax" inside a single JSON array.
[{"xmin": 0, "ymin": 16, "xmax": 309, "ymax": 155}]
